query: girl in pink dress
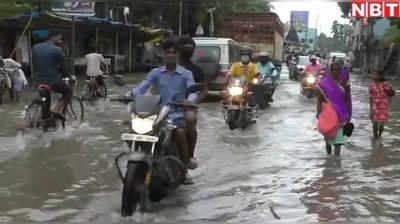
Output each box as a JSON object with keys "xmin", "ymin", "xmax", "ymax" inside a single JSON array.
[{"xmin": 369, "ymin": 71, "xmax": 395, "ymax": 139}]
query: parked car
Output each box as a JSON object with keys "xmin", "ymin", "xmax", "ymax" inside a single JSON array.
[{"xmin": 193, "ymin": 37, "xmax": 242, "ymax": 96}]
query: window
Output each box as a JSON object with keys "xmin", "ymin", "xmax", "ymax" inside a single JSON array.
[
  {"xmin": 229, "ymin": 45, "xmax": 241, "ymax": 63},
  {"xmin": 192, "ymin": 46, "xmax": 221, "ymax": 64}
]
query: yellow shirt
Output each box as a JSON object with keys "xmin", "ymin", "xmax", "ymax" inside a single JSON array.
[{"xmin": 229, "ymin": 62, "xmax": 259, "ymax": 82}]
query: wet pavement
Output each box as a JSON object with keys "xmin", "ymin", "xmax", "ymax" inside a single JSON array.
[{"xmin": 1, "ymin": 66, "xmax": 400, "ymax": 223}]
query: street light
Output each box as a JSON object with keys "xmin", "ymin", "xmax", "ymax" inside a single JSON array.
[{"xmin": 207, "ymin": 7, "xmax": 216, "ymax": 37}]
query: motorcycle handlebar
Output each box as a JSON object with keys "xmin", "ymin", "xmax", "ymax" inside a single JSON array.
[{"xmin": 110, "ymin": 97, "xmax": 134, "ymax": 103}]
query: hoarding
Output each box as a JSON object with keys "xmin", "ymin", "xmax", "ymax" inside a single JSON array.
[
  {"xmin": 51, "ymin": 0, "xmax": 95, "ymax": 17},
  {"xmin": 290, "ymin": 11, "xmax": 309, "ymax": 32}
]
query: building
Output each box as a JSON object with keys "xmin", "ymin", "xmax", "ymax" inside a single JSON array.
[
  {"xmin": 350, "ymin": 18, "xmax": 391, "ymax": 73},
  {"xmin": 0, "ymin": 1, "xmax": 167, "ymax": 77},
  {"xmin": 297, "ymin": 28, "xmax": 318, "ymax": 51}
]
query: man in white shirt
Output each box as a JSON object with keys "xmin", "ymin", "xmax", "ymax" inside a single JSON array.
[{"xmin": 85, "ymin": 50, "xmax": 106, "ymax": 89}]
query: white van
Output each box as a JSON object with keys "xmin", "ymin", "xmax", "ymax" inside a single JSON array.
[
  {"xmin": 193, "ymin": 37, "xmax": 242, "ymax": 96},
  {"xmin": 328, "ymin": 52, "xmax": 346, "ymax": 66}
]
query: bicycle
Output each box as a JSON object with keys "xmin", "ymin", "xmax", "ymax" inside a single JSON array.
[
  {"xmin": 24, "ymin": 74, "xmax": 84, "ymax": 132},
  {"xmin": 81, "ymin": 74, "xmax": 107, "ymax": 101},
  {"xmin": 0, "ymin": 60, "xmax": 13, "ymax": 104}
]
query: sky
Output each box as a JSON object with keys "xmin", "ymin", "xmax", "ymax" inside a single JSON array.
[{"xmin": 271, "ymin": 1, "xmax": 349, "ymax": 37}]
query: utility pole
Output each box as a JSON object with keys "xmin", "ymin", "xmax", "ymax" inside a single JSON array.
[
  {"xmin": 179, "ymin": 0, "xmax": 183, "ymax": 36},
  {"xmin": 315, "ymin": 14, "xmax": 320, "ymax": 50}
]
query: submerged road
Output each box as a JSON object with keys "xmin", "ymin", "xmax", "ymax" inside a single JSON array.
[{"xmin": 1, "ymin": 66, "xmax": 400, "ymax": 223}]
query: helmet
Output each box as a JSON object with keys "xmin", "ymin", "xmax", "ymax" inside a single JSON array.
[{"xmin": 310, "ymin": 55, "xmax": 317, "ymax": 60}]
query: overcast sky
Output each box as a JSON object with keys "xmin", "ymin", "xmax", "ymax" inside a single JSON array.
[{"xmin": 271, "ymin": 1, "xmax": 349, "ymax": 36}]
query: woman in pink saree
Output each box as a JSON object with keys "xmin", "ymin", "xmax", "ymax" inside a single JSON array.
[{"xmin": 316, "ymin": 62, "xmax": 352, "ymax": 156}]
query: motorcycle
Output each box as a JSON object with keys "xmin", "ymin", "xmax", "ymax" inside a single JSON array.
[
  {"xmin": 111, "ymin": 85, "xmax": 201, "ymax": 217},
  {"xmin": 300, "ymin": 72, "xmax": 318, "ymax": 99},
  {"xmin": 223, "ymin": 78, "xmax": 256, "ymax": 130},
  {"xmin": 250, "ymin": 76, "xmax": 273, "ymax": 109}
]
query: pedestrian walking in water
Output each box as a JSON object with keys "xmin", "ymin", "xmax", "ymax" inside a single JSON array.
[
  {"xmin": 316, "ymin": 62, "xmax": 352, "ymax": 156},
  {"xmin": 369, "ymin": 71, "xmax": 395, "ymax": 139}
]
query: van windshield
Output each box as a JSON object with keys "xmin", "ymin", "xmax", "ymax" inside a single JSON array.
[
  {"xmin": 192, "ymin": 46, "xmax": 221, "ymax": 63},
  {"xmin": 298, "ymin": 57, "xmax": 309, "ymax": 66}
]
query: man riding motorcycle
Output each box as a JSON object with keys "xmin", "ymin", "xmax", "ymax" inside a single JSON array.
[
  {"xmin": 125, "ymin": 39, "xmax": 198, "ymax": 185},
  {"xmin": 301, "ymin": 55, "xmax": 322, "ymax": 98},
  {"xmin": 226, "ymin": 49, "xmax": 259, "ymax": 107},
  {"xmin": 257, "ymin": 51, "xmax": 277, "ymax": 102},
  {"xmin": 304, "ymin": 55, "xmax": 322, "ymax": 77}
]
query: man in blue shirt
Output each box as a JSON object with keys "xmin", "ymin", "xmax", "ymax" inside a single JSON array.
[
  {"xmin": 257, "ymin": 52, "xmax": 277, "ymax": 101},
  {"xmin": 32, "ymin": 30, "xmax": 72, "ymax": 117},
  {"xmin": 126, "ymin": 39, "xmax": 197, "ymax": 185}
]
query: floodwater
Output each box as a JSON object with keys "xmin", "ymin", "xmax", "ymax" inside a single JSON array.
[{"xmin": 1, "ymin": 66, "xmax": 400, "ymax": 223}]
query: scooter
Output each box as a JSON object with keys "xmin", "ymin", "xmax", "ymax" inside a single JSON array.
[{"xmin": 300, "ymin": 72, "xmax": 318, "ymax": 99}]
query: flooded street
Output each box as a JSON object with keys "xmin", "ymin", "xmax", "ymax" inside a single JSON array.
[{"xmin": 1, "ymin": 66, "xmax": 400, "ymax": 223}]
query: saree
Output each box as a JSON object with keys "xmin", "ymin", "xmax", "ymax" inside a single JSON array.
[{"xmin": 318, "ymin": 73, "xmax": 352, "ymax": 123}]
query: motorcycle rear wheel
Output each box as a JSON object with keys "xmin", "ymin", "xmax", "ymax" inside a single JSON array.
[
  {"xmin": 227, "ymin": 110, "xmax": 239, "ymax": 130},
  {"xmin": 121, "ymin": 162, "xmax": 148, "ymax": 217}
]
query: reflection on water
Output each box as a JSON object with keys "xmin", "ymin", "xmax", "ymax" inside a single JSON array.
[{"xmin": 0, "ymin": 70, "xmax": 400, "ymax": 223}]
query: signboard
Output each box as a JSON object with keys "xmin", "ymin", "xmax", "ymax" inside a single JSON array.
[
  {"xmin": 51, "ymin": 0, "xmax": 95, "ymax": 17},
  {"xmin": 290, "ymin": 11, "xmax": 309, "ymax": 32}
]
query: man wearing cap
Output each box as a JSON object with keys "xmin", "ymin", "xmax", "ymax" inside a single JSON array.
[{"xmin": 257, "ymin": 52, "xmax": 277, "ymax": 102}]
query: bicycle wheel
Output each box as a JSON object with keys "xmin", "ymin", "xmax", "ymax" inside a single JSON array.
[
  {"xmin": 24, "ymin": 100, "xmax": 42, "ymax": 128},
  {"xmin": 65, "ymin": 96, "xmax": 84, "ymax": 127},
  {"xmin": 97, "ymin": 83, "xmax": 107, "ymax": 100}
]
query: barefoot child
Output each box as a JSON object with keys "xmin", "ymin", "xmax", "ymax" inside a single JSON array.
[{"xmin": 369, "ymin": 71, "xmax": 395, "ymax": 139}]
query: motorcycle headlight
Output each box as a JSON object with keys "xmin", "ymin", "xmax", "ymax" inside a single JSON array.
[
  {"xmin": 306, "ymin": 76, "xmax": 316, "ymax": 84},
  {"xmin": 252, "ymin": 78, "xmax": 259, "ymax": 85},
  {"xmin": 131, "ymin": 114, "xmax": 157, "ymax": 134},
  {"xmin": 228, "ymin": 86, "xmax": 243, "ymax": 96}
]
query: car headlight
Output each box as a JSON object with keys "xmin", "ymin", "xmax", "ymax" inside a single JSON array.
[
  {"xmin": 131, "ymin": 114, "xmax": 157, "ymax": 134},
  {"xmin": 306, "ymin": 76, "xmax": 316, "ymax": 84},
  {"xmin": 252, "ymin": 78, "xmax": 259, "ymax": 85},
  {"xmin": 228, "ymin": 86, "xmax": 243, "ymax": 96}
]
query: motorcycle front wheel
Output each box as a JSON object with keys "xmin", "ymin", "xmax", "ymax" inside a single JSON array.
[
  {"xmin": 121, "ymin": 162, "xmax": 148, "ymax": 217},
  {"xmin": 227, "ymin": 110, "xmax": 239, "ymax": 130},
  {"xmin": 239, "ymin": 110, "xmax": 249, "ymax": 130}
]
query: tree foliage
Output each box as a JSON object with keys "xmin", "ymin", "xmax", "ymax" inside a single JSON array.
[
  {"xmin": 286, "ymin": 26, "xmax": 299, "ymax": 43},
  {"xmin": 331, "ymin": 20, "xmax": 347, "ymax": 42},
  {"xmin": 319, "ymin": 32, "xmax": 346, "ymax": 53},
  {"xmin": 337, "ymin": 2, "xmax": 351, "ymax": 18},
  {"xmin": 0, "ymin": 0, "xmax": 35, "ymax": 17},
  {"xmin": 381, "ymin": 26, "xmax": 400, "ymax": 46}
]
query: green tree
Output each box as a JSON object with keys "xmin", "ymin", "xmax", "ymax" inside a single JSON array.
[
  {"xmin": 0, "ymin": 0, "xmax": 35, "ymax": 17},
  {"xmin": 337, "ymin": 2, "xmax": 351, "ymax": 18},
  {"xmin": 331, "ymin": 20, "xmax": 347, "ymax": 42},
  {"xmin": 286, "ymin": 26, "xmax": 299, "ymax": 43}
]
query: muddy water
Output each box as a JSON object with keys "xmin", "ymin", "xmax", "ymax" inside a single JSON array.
[{"xmin": 0, "ymin": 67, "xmax": 400, "ymax": 223}]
